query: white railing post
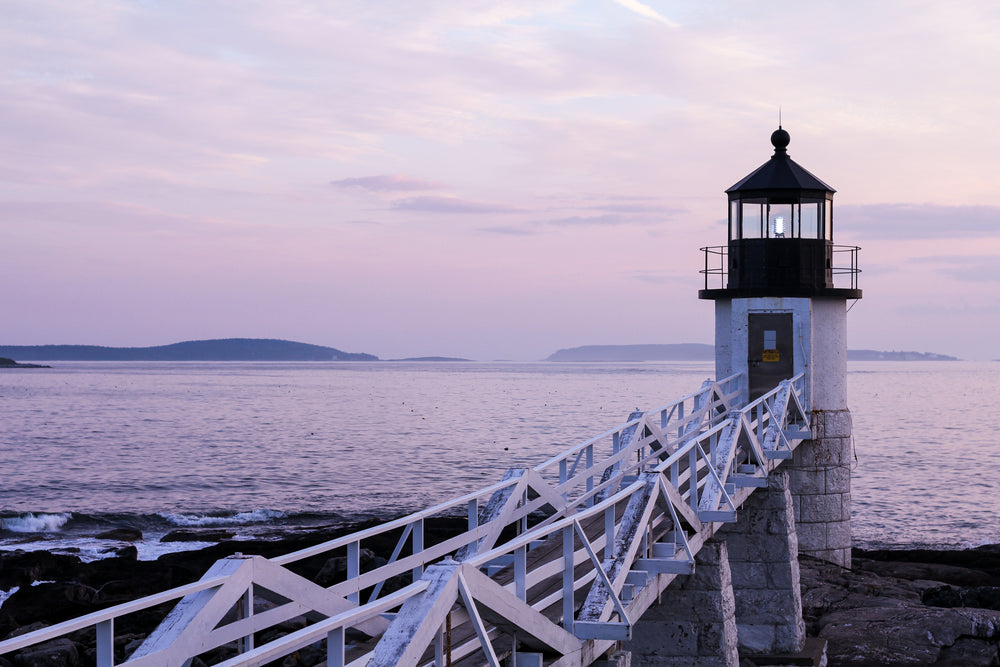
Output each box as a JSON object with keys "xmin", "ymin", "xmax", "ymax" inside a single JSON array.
[
  {"xmin": 689, "ymin": 447, "xmax": 699, "ymax": 512},
  {"xmin": 468, "ymin": 498, "xmax": 479, "ymax": 530},
  {"xmin": 237, "ymin": 583, "xmax": 254, "ymax": 653},
  {"xmin": 515, "ymin": 543, "xmax": 527, "ymax": 601},
  {"xmin": 96, "ymin": 619, "xmax": 113, "ymax": 667},
  {"xmin": 347, "ymin": 541, "xmax": 360, "ymax": 604},
  {"xmin": 433, "ymin": 625, "xmax": 444, "ymax": 667},
  {"xmin": 327, "ymin": 626, "xmax": 345, "ymax": 667},
  {"xmin": 562, "ymin": 525, "xmax": 575, "ymax": 634},
  {"xmin": 585, "ymin": 444, "xmax": 594, "ymax": 503},
  {"xmin": 605, "ymin": 505, "xmax": 615, "ymax": 558},
  {"xmin": 412, "ymin": 518, "xmax": 425, "ymax": 581}
]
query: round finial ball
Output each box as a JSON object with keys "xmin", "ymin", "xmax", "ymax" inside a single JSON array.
[{"xmin": 771, "ymin": 127, "xmax": 790, "ymax": 150}]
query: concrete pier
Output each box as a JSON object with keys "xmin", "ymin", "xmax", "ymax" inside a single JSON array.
[
  {"xmin": 720, "ymin": 470, "xmax": 805, "ymax": 655},
  {"xmin": 626, "ymin": 540, "xmax": 739, "ymax": 667}
]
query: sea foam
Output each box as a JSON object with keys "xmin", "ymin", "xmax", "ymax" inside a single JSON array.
[
  {"xmin": 0, "ymin": 513, "xmax": 72, "ymax": 533},
  {"xmin": 158, "ymin": 509, "xmax": 287, "ymax": 527},
  {"xmin": 0, "ymin": 586, "xmax": 20, "ymax": 611}
]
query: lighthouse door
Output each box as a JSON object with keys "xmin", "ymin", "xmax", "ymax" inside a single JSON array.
[{"xmin": 748, "ymin": 313, "xmax": 794, "ymax": 401}]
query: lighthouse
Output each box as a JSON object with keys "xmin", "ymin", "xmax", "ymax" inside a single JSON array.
[{"xmin": 700, "ymin": 127, "xmax": 861, "ymax": 567}]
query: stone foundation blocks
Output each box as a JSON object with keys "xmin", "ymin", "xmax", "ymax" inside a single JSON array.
[
  {"xmin": 625, "ymin": 540, "xmax": 739, "ymax": 667},
  {"xmin": 720, "ymin": 470, "xmax": 805, "ymax": 657}
]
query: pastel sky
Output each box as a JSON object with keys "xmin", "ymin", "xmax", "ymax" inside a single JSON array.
[{"xmin": 3, "ymin": 1, "xmax": 1000, "ymax": 360}]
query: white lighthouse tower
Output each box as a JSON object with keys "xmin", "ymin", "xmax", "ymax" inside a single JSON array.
[{"xmin": 700, "ymin": 127, "xmax": 862, "ymax": 566}]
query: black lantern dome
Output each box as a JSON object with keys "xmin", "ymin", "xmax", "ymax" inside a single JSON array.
[{"xmin": 699, "ymin": 127, "xmax": 861, "ymax": 300}]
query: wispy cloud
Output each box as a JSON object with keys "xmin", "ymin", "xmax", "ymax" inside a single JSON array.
[
  {"xmin": 908, "ymin": 255, "xmax": 1000, "ymax": 282},
  {"xmin": 586, "ymin": 203, "xmax": 686, "ymax": 215},
  {"xmin": 836, "ymin": 204, "xmax": 1000, "ymax": 240},
  {"xmin": 609, "ymin": 0, "xmax": 679, "ymax": 27},
  {"xmin": 545, "ymin": 213, "xmax": 656, "ymax": 227},
  {"xmin": 331, "ymin": 174, "xmax": 445, "ymax": 192},
  {"xmin": 479, "ymin": 225, "xmax": 539, "ymax": 236},
  {"xmin": 391, "ymin": 196, "xmax": 522, "ymax": 214}
]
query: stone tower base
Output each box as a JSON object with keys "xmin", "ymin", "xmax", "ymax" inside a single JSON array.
[{"xmin": 789, "ymin": 409, "xmax": 853, "ymax": 568}]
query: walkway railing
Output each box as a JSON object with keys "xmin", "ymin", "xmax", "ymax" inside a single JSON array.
[{"xmin": 0, "ymin": 372, "xmax": 811, "ymax": 667}]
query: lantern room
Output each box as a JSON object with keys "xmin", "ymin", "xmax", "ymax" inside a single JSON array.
[{"xmin": 699, "ymin": 127, "xmax": 861, "ymax": 300}]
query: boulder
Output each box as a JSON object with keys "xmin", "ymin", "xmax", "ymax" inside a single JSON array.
[
  {"xmin": 0, "ymin": 552, "xmax": 80, "ymax": 590},
  {"xmin": 923, "ymin": 585, "xmax": 1000, "ymax": 611},
  {"xmin": 160, "ymin": 529, "xmax": 234, "ymax": 543},
  {"xmin": 801, "ymin": 552, "xmax": 1000, "ymax": 666},
  {"xmin": 94, "ymin": 528, "xmax": 143, "ymax": 542},
  {"xmin": 10, "ymin": 638, "xmax": 80, "ymax": 667},
  {"xmin": 818, "ymin": 605, "xmax": 1000, "ymax": 666}
]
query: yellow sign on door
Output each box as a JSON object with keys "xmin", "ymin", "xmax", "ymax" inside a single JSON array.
[{"xmin": 762, "ymin": 350, "xmax": 780, "ymax": 362}]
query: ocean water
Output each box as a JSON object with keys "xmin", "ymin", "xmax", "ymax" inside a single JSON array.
[{"xmin": 1, "ymin": 360, "xmax": 997, "ymax": 560}]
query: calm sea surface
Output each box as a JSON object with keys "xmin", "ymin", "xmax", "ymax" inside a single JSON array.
[{"xmin": 1, "ymin": 361, "xmax": 997, "ymax": 558}]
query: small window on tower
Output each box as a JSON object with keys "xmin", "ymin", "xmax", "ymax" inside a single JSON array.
[{"xmin": 764, "ymin": 330, "xmax": 776, "ymax": 349}]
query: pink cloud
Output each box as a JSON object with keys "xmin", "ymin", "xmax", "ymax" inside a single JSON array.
[
  {"xmin": 391, "ymin": 196, "xmax": 522, "ymax": 214},
  {"xmin": 330, "ymin": 174, "xmax": 445, "ymax": 192}
]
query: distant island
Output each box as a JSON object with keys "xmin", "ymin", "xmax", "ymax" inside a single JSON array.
[
  {"xmin": 0, "ymin": 339, "xmax": 378, "ymax": 362},
  {"xmin": 0, "ymin": 339, "xmax": 961, "ymax": 364},
  {"xmin": 846, "ymin": 349, "xmax": 959, "ymax": 361},
  {"xmin": 546, "ymin": 344, "xmax": 714, "ymax": 362},
  {"xmin": 546, "ymin": 344, "xmax": 959, "ymax": 362},
  {"xmin": 389, "ymin": 356, "xmax": 472, "ymax": 362},
  {"xmin": 0, "ymin": 357, "xmax": 50, "ymax": 369}
]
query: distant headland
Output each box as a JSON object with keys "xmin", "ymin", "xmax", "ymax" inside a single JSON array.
[
  {"xmin": 546, "ymin": 344, "xmax": 959, "ymax": 362},
  {"xmin": 0, "ymin": 339, "xmax": 378, "ymax": 362},
  {"xmin": 0, "ymin": 339, "xmax": 960, "ymax": 363},
  {"xmin": 389, "ymin": 356, "xmax": 472, "ymax": 362},
  {"xmin": 0, "ymin": 357, "xmax": 51, "ymax": 368},
  {"xmin": 546, "ymin": 344, "xmax": 715, "ymax": 362}
]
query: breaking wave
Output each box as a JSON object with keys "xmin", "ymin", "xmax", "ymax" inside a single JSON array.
[
  {"xmin": 158, "ymin": 509, "xmax": 289, "ymax": 527},
  {"xmin": 0, "ymin": 513, "xmax": 72, "ymax": 533}
]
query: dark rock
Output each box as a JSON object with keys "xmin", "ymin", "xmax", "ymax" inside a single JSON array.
[
  {"xmin": 922, "ymin": 585, "xmax": 965, "ymax": 608},
  {"xmin": 803, "ymin": 552, "xmax": 1000, "ymax": 666},
  {"xmin": 0, "ymin": 552, "xmax": 81, "ymax": 590},
  {"xmin": 853, "ymin": 558, "xmax": 996, "ymax": 588},
  {"xmin": 121, "ymin": 635, "xmax": 146, "ymax": 660},
  {"xmin": 855, "ymin": 546, "xmax": 1000, "ymax": 586},
  {"xmin": 315, "ymin": 548, "xmax": 379, "ymax": 587},
  {"xmin": 3, "ymin": 623, "xmax": 48, "ymax": 641},
  {"xmin": 10, "ymin": 638, "xmax": 80, "ymax": 667},
  {"xmin": 280, "ymin": 641, "xmax": 325, "ymax": 667},
  {"xmin": 934, "ymin": 637, "xmax": 1000, "ymax": 666},
  {"xmin": 160, "ymin": 529, "xmax": 234, "ymax": 543},
  {"xmin": 95, "ymin": 528, "xmax": 143, "ymax": 542},
  {"xmin": 99, "ymin": 545, "xmax": 138, "ymax": 560},
  {"xmin": 4, "ymin": 583, "xmax": 101, "ymax": 627},
  {"xmin": 818, "ymin": 605, "xmax": 1000, "ymax": 666},
  {"xmin": 923, "ymin": 585, "xmax": 1000, "ymax": 611}
]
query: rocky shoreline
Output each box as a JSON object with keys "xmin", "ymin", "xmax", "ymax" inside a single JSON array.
[{"xmin": 2, "ymin": 526, "xmax": 999, "ymax": 666}]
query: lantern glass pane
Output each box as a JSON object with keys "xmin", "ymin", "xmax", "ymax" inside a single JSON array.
[
  {"xmin": 800, "ymin": 202, "xmax": 820, "ymax": 239},
  {"xmin": 741, "ymin": 202, "xmax": 762, "ymax": 238}
]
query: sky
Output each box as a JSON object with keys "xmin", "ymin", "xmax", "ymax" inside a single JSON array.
[{"xmin": 2, "ymin": 1, "xmax": 1000, "ymax": 361}]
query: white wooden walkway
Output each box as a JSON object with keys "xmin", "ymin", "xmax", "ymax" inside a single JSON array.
[{"xmin": 0, "ymin": 373, "xmax": 811, "ymax": 667}]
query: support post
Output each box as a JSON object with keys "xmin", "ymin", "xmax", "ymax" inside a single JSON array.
[
  {"xmin": 719, "ymin": 470, "xmax": 805, "ymax": 655},
  {"xmin": 624, "ymin": 539, "xmax": 739, "ymax": 666}
]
